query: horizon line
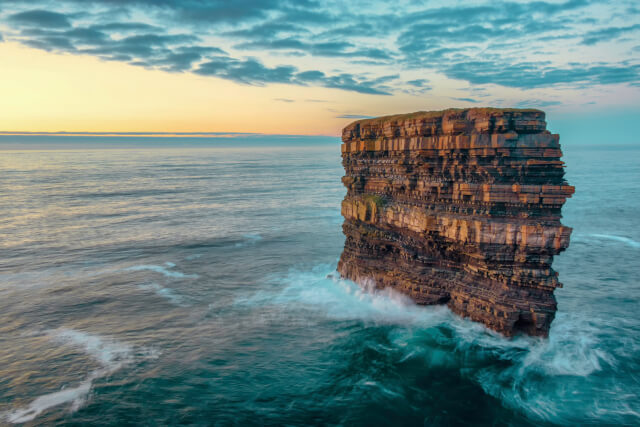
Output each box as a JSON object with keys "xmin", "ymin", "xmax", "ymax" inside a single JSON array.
[{"xmin": 0, "ymin": 131, "xmax": 337, "ymax": 138}]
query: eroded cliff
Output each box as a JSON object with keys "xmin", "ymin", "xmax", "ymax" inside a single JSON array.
[{"xmin": 337, "ymin": 108, "xmax": 574, "ymax": 337}]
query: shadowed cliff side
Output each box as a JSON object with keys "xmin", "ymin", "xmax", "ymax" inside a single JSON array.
[{"xmin": 337, "ymin": 108, "xmax": 574, "ymax": 337}]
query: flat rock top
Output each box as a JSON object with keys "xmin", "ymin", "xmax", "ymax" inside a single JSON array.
[{"xmin": 342, "ymin": 108, "xmax": 548, "ymax": 142}]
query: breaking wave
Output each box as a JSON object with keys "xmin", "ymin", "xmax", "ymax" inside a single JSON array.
[{"xmin": 241, "ymin": 264, "xmax": 638, "ymax": 424}]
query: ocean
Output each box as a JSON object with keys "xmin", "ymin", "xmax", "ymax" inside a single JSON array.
[{"xmin": 0, "ymin": 142, "xmax": 638, "ymax": 425}]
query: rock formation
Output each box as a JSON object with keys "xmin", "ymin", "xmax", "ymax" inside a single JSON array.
[{"xmin": 337, "ymin": 108, "xmax": 574, "ymax": 337}]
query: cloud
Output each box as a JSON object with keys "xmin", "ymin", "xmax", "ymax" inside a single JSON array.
[
  {"xmin": 59, "ymin": 0, "xmax": 320, "ymax": 25},
  {"xmin": 24, "ymin": 36, "xmax": 75, "ymax": 51},
  {"xmin": 195, "ymin": 56, "xmax": 296, "ymax": 84},
  {"xmin": 278, "ymin": 6, "xmax": 333, "ymax": 24},
  {"xmin": 581, "ymin": 24, "xmax": 640, "ymax": 45},
  {"xmin": 64, "ymin": 27, "xmax": 108, "ymax": 43},
  {"xmin": 336, "ymin": 114, "xmax": 374, "ymax": 119},
  {"xmin": 295, "ymin": 70, "xmax": 324, "ymax": 81},
  {"xmin": 234, "ymin": 38, "xmax": 393, "ymax": 60},
  {"xmin": 149, "ymin": 51, "xmax": 202, "ymax": 72},
  {"xmin": 274, "ymin": 98, "xmax": 295, "ymax": 102},
  {"xmin": 391, "ymin": 0, "xmax": 640, "ymax": 89},
  {"xmin": 91, "ymin": 22, "xmax": 161, "ymax": 32},
  {"xmin": 8, "ymin": 10, "xmax": 71, "ymax": 28},
  {"xmin": 442, "ymin": 59, "xmax": 640, "ymax": 89},
  {"xmin": 451, "ymin": 97, "xmax": 481, "ymax": 104},
  {"xmin": 224, "ymin": 22, "xmax": 308, "ymax": 38},
  {"xmin": 194, "ymin": 57, "xmax": 391, "ymax": 94},
  {"xmin": 295, "ymin": 71, "xmax": 392, "ymax": 95},
  {"xmin": 515, "ymin": 99, "xmax": 562, "ymax": 108},
  {"xmin": 407, "ymin": 79, "xmax": 429, "ymax": 87},
  {"xmin": 0, "ymin": 0, "xmax": 638, "ymax": 95},
  {"xmin": 0, "ymin": 2, "xmax": 395, "ymax": 95}
]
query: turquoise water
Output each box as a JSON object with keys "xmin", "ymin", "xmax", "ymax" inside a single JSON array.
[{"xmin": 0, "ymin": 144, "xmax": 638, "ymax": 425}]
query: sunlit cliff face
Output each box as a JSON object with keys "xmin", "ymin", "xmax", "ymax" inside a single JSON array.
[{"xmin": 0, "ymin": 0, "xmax": 638, "ymax": 135}]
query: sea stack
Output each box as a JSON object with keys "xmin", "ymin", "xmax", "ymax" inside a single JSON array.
[{"xmin": 338, "ymin": 108, "xmax": 574, "ymax": 337}]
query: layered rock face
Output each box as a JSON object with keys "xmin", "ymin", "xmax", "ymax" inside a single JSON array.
[{"xmin": 337, "ymin": 108, "xmax": 574, "ymax": 337}]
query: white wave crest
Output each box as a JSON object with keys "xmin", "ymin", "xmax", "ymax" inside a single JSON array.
[
  {"xmin": 235, "ymin": 233, "xmax": 262, "ymax": 247},
  {"xmin": 126, "ymin": 264, "xmax": 198, "ymax": 278},
  {"xmin": 53, "ymin": 328, "xmax": 135, "ymax": 369},
  {"xmin": 5, "ymin": 380, "xmax": 93, "ymax": 424},
  {"xmin": 138, "ymin": 282, "xmax": 186, "ymax": 306},
  {"xmin": 2, "ymin": 329, "xmax": 157, "ymax": 424},
  {"xmin": 239, "ymin": 265, "xmax": 451, "ymax": 327}
]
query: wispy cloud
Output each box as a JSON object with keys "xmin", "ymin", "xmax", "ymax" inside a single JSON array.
[
  {"xmin": 581, "ymin": 24, "xmax": 640, "ymax": 45},
  {"xmin": 0, "ymin": 0, "xmax": 638, "ymax": 95},
  {"xmin": 8, "ymin": 10, "xmax": 71, "ymax": 28},
  {"xmin": 515, "ymin": 99, "xmax": 562, "ymax": 108},
  {"xmin": 451, "ymin": 97, "xmax": 481, "ymax": 104},
  {"xmin": 336, "ymin": 114, "xmax": 374, "ymax": 119}
]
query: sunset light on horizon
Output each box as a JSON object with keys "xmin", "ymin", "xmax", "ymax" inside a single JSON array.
[{"xmin": 0, "ymin": 0, "xmax": 638, "ymax": 139}]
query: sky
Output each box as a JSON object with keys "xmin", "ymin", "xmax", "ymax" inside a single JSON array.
[{"xmin": 0, "ymin": 0, "xmax": 638, "ymax": 141}]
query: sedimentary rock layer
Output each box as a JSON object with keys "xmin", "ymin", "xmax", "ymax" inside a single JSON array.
[{"xmin": 337, "ymin": 108, "xmax": 574, "ymax": 337}]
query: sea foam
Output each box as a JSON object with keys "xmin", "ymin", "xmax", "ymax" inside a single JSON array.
[
  {"xmin": 138, "ymin": 282, "xmax": 186, "ymax": 306},
  {"xmin": 126, "ymin": 264, "xmax": 198, "ymax": 278},
  {"xmin": 248, "ymin": 264, "xmax": 626, "ymax": 423},
  {"xmin": 2, "ymin": 329, "xmax": 156, "ymax": 424}
]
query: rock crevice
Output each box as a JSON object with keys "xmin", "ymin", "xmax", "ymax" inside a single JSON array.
[{"xmin": 337, "ymin": 108, "xmax": 574, "ymax": 337}]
